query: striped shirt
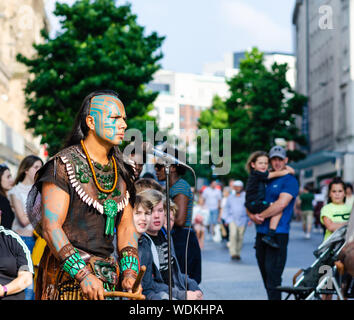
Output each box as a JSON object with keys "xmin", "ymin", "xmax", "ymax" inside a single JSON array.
[
  {"xmin": 149, "ymin": 230, "xmax": 175, "ymax": 287},
  {"xmin": 170, "ymin": 178, "xmax": 193, "ymax": 227}
]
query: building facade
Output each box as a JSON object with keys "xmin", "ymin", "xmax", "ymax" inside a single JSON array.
[
  {"xmin": 203, "ymin": 51, "xmax": 296, "ymax": 88},
  {"xmin": 0, "ymin": 0, "xmax": 48, "ymax": 171},
  {"xmin": 147, "ymin": 70, "xmax": 230, "ymax": 153},
  {"xmin": 149, "ymin": 50, "xmax": 296, "ymax": 154},
  {"xmin": 292, "ymin": 0, "xmax": 354, "ymax": 187}
]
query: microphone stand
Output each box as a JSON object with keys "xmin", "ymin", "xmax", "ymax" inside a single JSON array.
[
  {"xmin": 164, "ymin": 163, "xmax": 173, "ymax": 300},
  {"xmin": 145, "ymin": 142, "xmax": 197, "ymax": 299}
]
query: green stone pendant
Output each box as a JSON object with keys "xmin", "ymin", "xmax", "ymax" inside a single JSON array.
[
  {"xmin": 103, "ymin": 199, "xmax": 118, "ymax": 236},
  {"xmin": 80, "ymin": 173, "xmax": 90, "ymax": 183},
  {"xmin": 112, "ymin": 188, "xmax": 121, "ymax": 197},
  {"xmin": 98, "ymin": 192, "xmax": 108, "ymax": 200}
]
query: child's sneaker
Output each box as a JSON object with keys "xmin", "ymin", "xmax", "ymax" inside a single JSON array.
[{"xmin": 262, "ymin": 234, "xmax": 280, "ymax": 249}]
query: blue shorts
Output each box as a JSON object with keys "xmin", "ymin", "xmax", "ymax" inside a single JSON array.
[
  {"xmin": 209, "ymin": 209, "xmax": 219, "ymax": 225},
  {"xmin": 20, "ymin": 235, "xmax": 36, "ymax": 253}
]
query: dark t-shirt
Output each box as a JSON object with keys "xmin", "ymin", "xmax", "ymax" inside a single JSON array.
[
  {"xmin": 300, "ymin": 192, "xmax": 314, "ymax": 211},
  {"xmin": 257, "ymin": 174, "xmax": 299, "ymax": 234},
  {"xmin": 149, "ymin": 230, "xmax": 175, "ymax": 287},
  {"xmin": 172, "ymin": 227, "xmax": 201, "ymax": 284},
  {"xmin": 245, "ymin": 169, "xmax": 269, "ymax": 204},
  {"xmin": 0, "ymin": 226, "xmax": 34, "ymax": 300},
  {"xmin": 0, "ymin": 194, "xmax": 15, "ymax": 229}
]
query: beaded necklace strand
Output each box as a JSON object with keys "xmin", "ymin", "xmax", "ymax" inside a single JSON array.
[{"xmin": 80, "ymin": 140, "xmax": 118, "ymax": 194}]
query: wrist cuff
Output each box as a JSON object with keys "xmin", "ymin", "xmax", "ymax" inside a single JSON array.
[
  {"xmin": 119, "ymin": 246, "xmax": 140, "ymax": 277},
  {"xmin": 61, "ymin": 249, "xmax": 87, "ymax": 279}
]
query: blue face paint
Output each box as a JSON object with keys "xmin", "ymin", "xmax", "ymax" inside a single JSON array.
[
  {"xmin": 127, "ymin": 232, "xmax": 139, "ymax": 247},
  {"xmin": 90, "ymin": 95, "xmax": 126, "ymax": 143},
  {"xmin": 44, "ymin": 204, "xmax": 59, "ymax": 224},
  {"xmin": 52, "ymin": 228, "xmax": 68, "ymax": 252}
]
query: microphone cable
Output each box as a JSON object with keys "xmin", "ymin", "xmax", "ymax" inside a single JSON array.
[{"xmin": 184, "ymin": 167, "xmax": 197, "ymax": 298}]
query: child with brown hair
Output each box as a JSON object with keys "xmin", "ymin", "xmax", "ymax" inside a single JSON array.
[
  {"xmin": 245, "ymin": 150, "xmax": 294, "ymax": 248},
  {"xmin": 138, "ymin": 189, "xmax": 203, "ymax": 300}
]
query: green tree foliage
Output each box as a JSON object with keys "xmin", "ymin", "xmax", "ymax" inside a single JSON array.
[
  {"xmin": 196, "ymin": 48, "xmax": 307, "ymax": 183},
  {"xmin": 17, "ymin": 0, "xmax": 164, "ymax": 156},
  {"xmin": 190, "ymin": 95, "xmax": 229, "ymax": 182}
]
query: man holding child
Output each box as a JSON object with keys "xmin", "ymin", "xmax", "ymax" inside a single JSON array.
[{"xmin": 246, "ymin": 145, "xmax": 299, "ymax": 300}]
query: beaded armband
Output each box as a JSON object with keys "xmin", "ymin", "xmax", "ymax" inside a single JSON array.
[
  {"xmin": 119, "ymin": 246, "xmax": 140, "ymax": 279},
  {"xmin": 59, "ymin": 244, "xmax": 91, "ymax": 282}
]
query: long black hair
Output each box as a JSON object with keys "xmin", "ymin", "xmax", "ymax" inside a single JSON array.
[
  {"xmin": 64, "ymin": 90, "xmax": 136, "ymax": 204},
  {"xmin": 64, "ymin": 89, "xmax": 120, "ymax": 147},
  {"xmin": 0, "ymin": 164, "xmax": 10, "ymax": 197}
]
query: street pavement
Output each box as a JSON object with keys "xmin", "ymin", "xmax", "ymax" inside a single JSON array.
[{"xmin": 199, "ymin": 220, "xmax": 325, "ymax": 300}]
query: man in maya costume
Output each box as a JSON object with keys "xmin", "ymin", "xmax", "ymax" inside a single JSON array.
[{"xmin": 27, "ymin": 90, "xmax": 140, "ymax": 300}]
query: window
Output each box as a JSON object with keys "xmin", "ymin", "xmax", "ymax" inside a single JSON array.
[
  {"xmin": 147, "ymin": 82, "xmax": 170, "ymax": 94},
  {"xmin": 165, "ymin": 107, "xmax": 174, "ymax": 114}
]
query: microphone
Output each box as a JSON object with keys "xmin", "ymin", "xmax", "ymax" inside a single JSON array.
[{"xmin": 142, "ymin": 142, "xmax": 191, "ymax": 168}]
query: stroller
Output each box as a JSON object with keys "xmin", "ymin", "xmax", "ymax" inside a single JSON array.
[{"xmin": 277, "ymin": 225, "xmax": 353, "ymax": 300}]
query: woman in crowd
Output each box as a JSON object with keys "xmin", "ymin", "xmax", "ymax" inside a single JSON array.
[
  {"xmin": 9, "ymin": 155, "xmax": 43, "ymax": 251},
  {"xmin": 154, "ymin": 146, "xmax": 201, "ymax": 284},
  {"xmin": 9, "ymin": 155, "xmax": 43, "ymax": 300},
  {"xmin": 192, "ymin": 194, "xmax": 210, "ymax": 249},
  {"xmin": 219, "ymin": 186, "xmax": 230, "ymax": 243},
  {"xmin": 0, "ymin": 164, "xmax": 15, "ymax": 229}
]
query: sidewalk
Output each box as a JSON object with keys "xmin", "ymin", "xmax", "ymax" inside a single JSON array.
[{"xmin": 199, "ymin": 220, "xmax": 325, "ymax": 300}]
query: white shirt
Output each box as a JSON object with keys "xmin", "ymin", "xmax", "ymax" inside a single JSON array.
[
  {"xmin": 202, "ymin": 187, "xmax": 222, "ymax": 211},
  {"xmin": 192, "ymin": 204, "xmax": 210, "ymax": 225},
  {"xmin": 9, "ymin": 183, "xmax": 34, "ymax": 236},
  {"xmin": 313, "ymin": 193, "xmax": 325, "ymax": 207}
]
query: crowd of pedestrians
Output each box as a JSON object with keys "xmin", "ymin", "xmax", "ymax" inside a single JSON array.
[
  {"xmin": 1, "ymin": 142, "xmax": 354, "ymax": 301},
  {"xmin": 191, "ymin": 145, "xmax": 353, "ymax": 300}
]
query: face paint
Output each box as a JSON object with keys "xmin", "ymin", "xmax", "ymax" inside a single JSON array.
[
  {"xmin": 52, "ymin": 228, "xmax": 69, "ymax": 252},
  {"xmin": 44, "ymin": 204, "xmax": 59, "ymax": 224},
  {"xmin": 89, "ymin": 95, "xmax": 127, "ymax": 144},
  {"xmin": 127, "ymin": 232, "xmax": 139, "ymax": 247}
]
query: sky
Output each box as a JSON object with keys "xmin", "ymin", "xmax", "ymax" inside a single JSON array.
[{"xmin": 45, "ymin": 0, "xmax": 296, "ymax": 74}]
